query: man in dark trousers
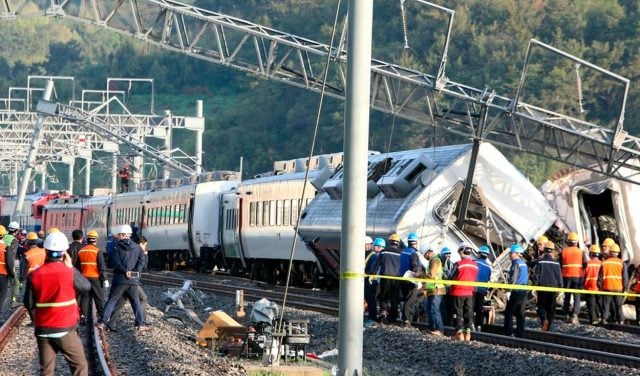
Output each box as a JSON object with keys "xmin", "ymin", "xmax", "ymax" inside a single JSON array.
[
  {"xmin": 504, "ymin": 244, "xmax": 529, "ymax": 338},
  {"xmin": 534, "ymin": 241, "xmax": 563, "ymax": 331},
  {"xmin": 24, "ymin": 231, "xmax": 91, "ymax": 376},
  {"xmin": 373, "ymin": 233, "xmax": 402, "ymax": 324},
  {"xmin": 119, "ymin": 164, "xmax": 130, "ymax": 193},
  {"xmin": 75, "ymin": 230, "xmax": 107, "ymax": 323},
  {"xmin": 96, "ymin": 224, "xmax": 149, "ymax": 332}
]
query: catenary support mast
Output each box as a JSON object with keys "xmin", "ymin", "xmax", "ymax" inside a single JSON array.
[{"xmin": 339, "ymin": 0, "xmax": 373, "ymax": 374}]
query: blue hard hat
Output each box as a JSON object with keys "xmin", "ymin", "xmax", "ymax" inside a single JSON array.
[
  {"xmin": 440, "ymin": 246, "xmax": 451, "ymax": 255},
  {"xmin": 407, "ymin": 232, "xmax": 419, "ymax": 242},
  {"xmin": 478, "ymin": 245, "xmax": 491, "ymax": 254},
  {"xmin": 510, "ymin": 244, "xmax": 524, "ymax": 254},
  {"xmin": 373, "ymin": 238, "xmax": 386, "ymax": 247}
]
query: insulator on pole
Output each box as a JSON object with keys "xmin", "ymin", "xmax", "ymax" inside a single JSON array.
[{"xmin": 400, "ymin": 0, "xmax": 410, "ymax": 50}]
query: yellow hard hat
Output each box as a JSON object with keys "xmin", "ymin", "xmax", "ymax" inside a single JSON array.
[
  {"xmin": 544, "ymin": 241, "xmax": 555, "ymax": 250},
  {"xmin": 38, "ymin": 230, "xmax": 45, "ymax": 236},
  {"xmin": 610, "ymin": 243, "xmax": 620, "ymax": 254},
  {"xmin": 87, "ymin": 229, "xmax": 99, "ymax": 239},
  {"xmin": 26, "ymin": 232, "xmax": 38, "ymax": 241},
  {"xmin": 537, "ymin": 235, "xmax": 548, "ymax": 245},
  {"xmin": 0, "ymin": 225, "xmax": 6, "ymax": 236},
  {"xmin": 48, "ymin": 227, "xmax": 60, "ymax": 234},
  {"xmin": 567, "ymin": 232, "xmax": 579, "ymax": 242},
  {"xmin": 589, "ymin": 244, "xmax": 601, "ymax": 254},
  {"xmin": 388, "ymin": 233, "xmax": 400, "ymax": 242},
  {"xmin": 602, "ymin": 238, "xmax": 615, "ymax": 247}
]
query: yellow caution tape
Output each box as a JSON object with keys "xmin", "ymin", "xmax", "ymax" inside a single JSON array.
[{"xmin": 337, "ymin": 271, "xmax": 640, "ymax": 298}]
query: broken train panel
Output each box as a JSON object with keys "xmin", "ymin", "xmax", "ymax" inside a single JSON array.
[
  {"xmin": 297, "ymin": 142, "xmax": 557, "ymax": 283},
  {"xmin": 540, "ymin": 164, "xmax": 640, "ymax": 267}
]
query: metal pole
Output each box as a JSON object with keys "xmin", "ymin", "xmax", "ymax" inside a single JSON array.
[
  {"xmin": 339, "ymin": 1, "xmax": 372, "ymax": 375},
  {"xmin": 164, "ymin": 110, "xmax": 172, "ymax": 180},
  {"xmin": 196, "ymin": 100, "xmax": 204, "ymax": 174},
  {"xmin": 85, "ymin": 158, "xmax": 91, "ymax": 195},
  {"xmin": 14, "ymin": 80, "xmax": 54, "ymax": 216},
  {"xmin": 12, "ymin": 163, "xmax": 17, "ymax": 195},
  {"xmin": 68, "ymin": 159, "xmax": 75, "ymax": 195},
  {"xmin": 112, "ymin": 153, "xmax": 118, "ymax": 194},
  {"xmin": 40, "ymin": 166, "xmax": 46, "ymax": 191}
]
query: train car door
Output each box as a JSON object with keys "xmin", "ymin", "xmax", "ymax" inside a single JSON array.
[{"xmin": 221, "ymin": 192, "xmax": 246, "ymax": 269}]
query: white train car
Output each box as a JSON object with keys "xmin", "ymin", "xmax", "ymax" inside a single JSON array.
[
  {"xmin": 220, "ymin": 153, "xmax": 344, "ymax": 285},
  {"xmin": 540, "ymin": 165, "xmax": 640, "ymax": 268},
  {"xmin": 1, "ymin": 193, "xmax": 41, "ymax": 231},
  {"xmin": 297, "ymin": 143, "xmax": 557, "ymax": 282}
]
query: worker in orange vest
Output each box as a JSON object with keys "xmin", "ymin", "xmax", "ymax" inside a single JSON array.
[
  {"xmin": 583, "ymin": 244, "xmax": 603, "ymax": 325},
  {"xmin": 600, "ymin": 243, "xmax": 628, "ymax": 325},
  {"xmin": 635, "ymin": 264, "xmax": 640, "ymax": 326},
  {"xmin": 560, "ymin": 231, "xmax": 587, "ymax": 324},
  {"xmin": 21, "ymin": 232, "xmax": 47, "ymax": 281},
  {"xmin": 0, "ymin": 225, "xmax": 15, "ymax": 316},
  {"xmin": 75, "ymin": 229, "xmax": 108, "ymax": 321}
]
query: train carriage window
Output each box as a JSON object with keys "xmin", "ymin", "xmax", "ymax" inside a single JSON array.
[
  {"xmin": 276, "ymin": 200, "xmax": 283, "ymax": 226},
  {"xmin": 292, "ymin": 199, "xmax": 299, "ymax": 225},
  {"xmin": 150, "ymin": 208, "xmax": 156, "ymax": 226},
  {"xmin": 269, "ymin": 200, "xmax": 277, "ymax": 226},
  {"xmin": 283, "ymin": 200, "xmax": 291, "ymax": 226},
  {"xmin": 249, "ymin": 202, "xmax": 256, "ymax": 227},
  {"xmin": 262, "ymin": 201, "xmax": 269, "ymax": 227},
  {"xmin": 256, "ymin": 201, "xmax": 263, "ymax": 227},
  {"xmin": 164, "ymin": 206, "xmax": 169, "ymax": 225}
]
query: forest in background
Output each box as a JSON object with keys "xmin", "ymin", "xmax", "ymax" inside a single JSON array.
[{"xmin": 0, "ymin": 0, "xmax": 639, "ymax": 189}]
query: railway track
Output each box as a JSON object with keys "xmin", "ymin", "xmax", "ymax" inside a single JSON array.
[
  {"xmin": 141, "ymin": 273, "xmax": 340, "ymax": 316},
  {"xmin": 0, "ymin": 305, "xmax": 113, "ymax": 375}
]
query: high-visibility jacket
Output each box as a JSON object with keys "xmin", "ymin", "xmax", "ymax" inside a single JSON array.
[
  {"xmin": 450, "ymin": 257, "xmax": 478, "ymax": 297},
  {"xmin": 602, "ymin": 257, "xmax": 624, "ymax": 292},
  {"xmin": 583, "ymin": 258, "xmax": 602, "ymax": 291},
  {"xmin": 561, "ymin": 246, "xmax": 584, "ymax": 278},
  {"xmin": 24, "ymin": 247, "xmax": 46, "ymax": 275},
  {"xmin": 77, "ymin": 244, "xmax": 101, "ymax": 278},
  {"xmin": 30, "ymin": 262, "xmax": 78, "ymax": 330},
  {"xmin": 0, "ymin": 243, "xmax": 7, "ymax": 275}
]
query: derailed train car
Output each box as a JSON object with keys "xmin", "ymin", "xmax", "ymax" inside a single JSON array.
[
  {"xmin": 540, "ymin": 165, "xmax": 640, "ymax": 268},
  {"xmin": 297, "ymin": 142, "xmax": 558, "ymax": 282}
]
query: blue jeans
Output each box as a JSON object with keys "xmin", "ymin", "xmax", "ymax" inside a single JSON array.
[{"xmin": 426, "ymin": 294, "xmax": 443, "ymax": 331}]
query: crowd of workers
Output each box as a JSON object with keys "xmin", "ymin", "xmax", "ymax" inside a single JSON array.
[
  {"xmin": 363, "ymin": 231, "xmax": 640, "ymax": 341},
  {"xmin": 0, "ymin": 221, "xmax": 149, "ymax": 376}
]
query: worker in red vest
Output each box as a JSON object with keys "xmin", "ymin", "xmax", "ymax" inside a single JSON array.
[
  {"xmin": 560, "ymin": 231, "xmax": 587, "ymax": 324},
  {"xmin": 118, "ymin": 163, "xmax": 130, "ymax": 193},
  {"xmin": 0, "ymin": 225, "xmax": 15, "ymax": 316},
  {"xmin": 23, "ymin": 231, "xmax": 91, "ymax": 376},
  {"xmin": 75, "ymin": 229, "xmax": 108, "ymax": 321}
]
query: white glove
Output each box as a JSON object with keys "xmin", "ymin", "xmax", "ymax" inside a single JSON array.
[{"xmin": 103, "ymin": 280, "xmax": 110, "ymax": 288}]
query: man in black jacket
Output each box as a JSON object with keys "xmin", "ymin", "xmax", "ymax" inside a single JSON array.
[
  {"xmin": 534, "ymin": 241, "xmax": 563, "ymax": 331},
  {"xmin": 96, "ymin": 224, "xmax": 149, "ymax": 332}
]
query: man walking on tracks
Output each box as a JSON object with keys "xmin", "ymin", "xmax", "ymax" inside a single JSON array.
[
  {"xmin": 96, "ymin": 224, "xmax": 149, "ymax": 332},
  {"xmin": 76, "ymin": 230, "xmax": 108, "ymax": 323},
  {"xmin": 24, "ymin": 231, "xmax": 91, "ymax": 376}
]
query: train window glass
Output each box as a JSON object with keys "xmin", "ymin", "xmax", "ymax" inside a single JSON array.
[
  {"xmin": 170, "ymin": 205, "xmax": 176, "ymax": 225},
  {"xmin": 249, "ymin": 202, "xmax": 256, "ymax": 227},
  {"xmin": 150, "ymin": 208, "xmax": 156, "ymax": 226},
  {"xmin": 292, "ymin": 199, "xmax": 299, "ymax": 225},
  {"xmin": 179, "ymin": 204, "xmax": 185, "ymax": 224},
  {"xmin": 283, "ymin": 200, "xmax": 291, "ymax": 226},
  {"xmin": 256, "ymin": 201, "xmax": 263, "ymax": 227},
  {"xmin": 269, "ymin": 200, "xmax": 277, "ymax": 226},
  {"xmin": 276, "ymin": 200, "xmax": 283, "ymax": 226},
  {"xmin": 164, "ymin": 206, "xmax": 169, "ymax": 225},
  {"xmin": 261, "ymin": 201, "xmax": 268, "ymax": 227}
]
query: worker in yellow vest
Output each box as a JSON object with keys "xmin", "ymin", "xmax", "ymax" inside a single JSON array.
[{"xmin": 75, "ymin": 230, "xmax": 108, "ymax": 321}]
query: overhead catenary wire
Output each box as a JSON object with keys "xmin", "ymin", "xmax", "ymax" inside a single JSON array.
[{"xmin": 275, "ymin": 0, "xmax": 344, "ymax": 335}]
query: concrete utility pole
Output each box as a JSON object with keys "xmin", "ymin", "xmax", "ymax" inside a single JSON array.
[
  {"xmin": 14, "ymin": 79, "xmax": 54, "ymax": 217},
  {"xmin": 196, "ymin": 100, "xmax": 204, "ymax": 175},
  {"xmin": 339, "ymin": 1, "xmax": 373, "ymax": 375}
]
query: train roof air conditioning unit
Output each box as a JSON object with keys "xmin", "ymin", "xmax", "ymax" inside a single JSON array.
[
  {"xmin": 311, "ymin": 166, "xmax": 333, "ymax": 190},
  {"xmin": 323, "ymin": 166, "xmax": 345, "ymax": 199},
  {"xmin": 378, "ymin": 153, "xmax": 435, "ymax": 198}
]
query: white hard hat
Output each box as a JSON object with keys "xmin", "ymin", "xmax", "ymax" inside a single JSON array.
[
  {"xmin": 420, "ymin": 245, "xmax": 434, "ymax": 254},
  {"xmin": 458, "ymin": 242, "xmax": 472, "ymax": 251},
  {"xmin": 44, "ymin": 231, "xmax": 69, "ymax": 253},
  {"xmin": 119, "ymin": 224, "xmax": 133, "ymax": 234},
  {"xmin": 365, "ymin": 236, "xmax": 373, "ymax": 244},
  {"xmin": 8, "ymin": 221, "xmax": 19, "ymax": 231}
]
